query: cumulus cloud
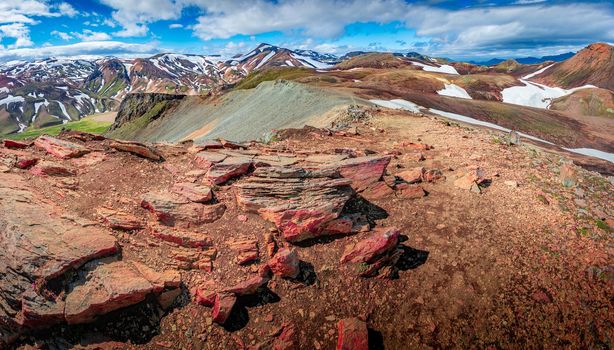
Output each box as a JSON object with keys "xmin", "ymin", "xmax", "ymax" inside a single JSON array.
[
  {"xmin": 72, "ymin": 29, "xmax": 113, "ymax": 42},
  {"xmin": 50, "ymin": 30, "xmax": 73, "ymax": 41},
  {"xmin": 0, "ymin": 23, "xmax": 34, "ymax": 48},
  {"xmin": 58, "ymin": 2, "xmax": 78, "ymax": 17},
  {"xmin": 169, "ymin": 23, "xmax": 183, "ymax": 29},
  {"xmin": 0, "ymin": 41, "xmax": 159, "ymax": 61},
  {"xmin": 99, "ymin": 0, "xmax": 182, "ymax": 37}
]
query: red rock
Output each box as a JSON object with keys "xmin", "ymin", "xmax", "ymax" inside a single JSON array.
[
  {"xmin": 423, "ymin": 168, "xmax": 444, "ymax": 182},
  {"xmin": 15, "ymin": 158, "xmax": 38, "ymax": 169},
  {"xmin": 559, "ymin": 163, "xmax": 577, "ymax": 187},
  {"xmin": 341, "ymin": 227, "xmax": 401, "ymax": 264},
  {"xmin": 141, "ymin": 192, "xmax": 226, "ymax": 226},
  {"xmin": 171, "ymin": 182, "xmax": 213, "ymax": 203},
  {"xmin": 238, "ymin": 214, "xmax": 248, "ymax": 222},
  {"xmin": 361, "ymin": 181, "xmax": 395, "ymax": 200},
  {"xmin": 70, "ymin": 152, "xmax": 107, "ymax": 168},
  {"xmin": 34, "ymin": 135, "xmax": 90, "ymax": 159},
  {"xmin": 336, "ymin": 156, "xmax": 391, "ymax": 192},
  {"xmin": 212, "ymin": 292, "xmax": 236, "ymax": 324},
  {"xmin": 149, "ymin": 225, "xmax": 213, "ymax": 248},
  {"xmin": 337, "ymin": 318, "xmax": 369, "ymax": 350},
  {"xmin": 397, "ymin": 167, "xmax": 424, "ymax": 184},
  {"xmin": 268, "ymin": 249, "xmax": 300, "ymax": 278},
  {"xmin": 97, "ymin": 207, "xmax": 143, "ymax": 231},
  {"xmin": 236, "ymin": 166, "xmax": 354, "ymax": 242},
  {"xmin": 324, "ymin": 217, "xmax": 354, "ymax": 234},
  {"xmin": 110, "ymin": 140, "xmax": 162, "ymax": 161},
  {"xmin": 228, "ymin": 238, "xmax": 259, "ymax": 265},
  {"xmin": 194, "ymin": 151, "xmax": 227, "ymax": 169},
  {"xmin": 29, "ymin": 161, "xmax": 74, "ymax": 176},
  {"xmin": 193, "ymin": 282, "xmax": 217, "ymax": 306},
  {"xmin": 397, "ymin": 184, "xmax": 426, "ymax": 199},
  {"xmin": 454, "ymin": 167, "xmax": 489, "ymax": 191},
  {"xmin": 60, "ymin": 130, "xmax": 106, "ymax": 142},
  {"xmin": 225, "ymin": 275, "xmax": 270, "ymax": 296},
  {"xmin": 220, "ymin": 139, "xmax": 248, "ymax": 149},
  {"xmin": 272, "ymin": 322, "xmax": 298, "ymax": 350},
  {"xmin": 205, "ymin": 157, "xmax": 252, "ymax": 185},
  {"xmin": 3, "ymin": 139, "xmax": 29, "ymax": 149}
]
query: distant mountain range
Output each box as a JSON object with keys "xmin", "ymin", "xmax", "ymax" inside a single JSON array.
[{"xmin": 469, "ymin": 52, "xmax": 575, "ymax": 66}]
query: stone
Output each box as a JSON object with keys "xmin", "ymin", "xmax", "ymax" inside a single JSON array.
[
  {"xmin": 228, "ymin": 237, "xmax": 259, "ymax": 265},
  {"xmin": 337, "ymin": 318, "xmax": 369, "ymax": 350},
  {"xmin": 205, "ymin": 157, "xmax": 252, "ymax": 185},
  {"xmin": 194, "ymin": 151, "xmax": 227, "ymax": 169},
  {"xmin": 454, "ymin": 167, "xmax": 489, "ymax": 191},
  {"xmin": 272, "ymin": 322, "xmax": 298, "ymax": 350},
  {"xmin": 397, "ymin": 184, "xmax": 426, "ymax": 199},
  {"xmin": 171, "ymin": 182, "xmax": 213, "ymax": 203},
  {"xmin": 335, "ymin": 156, "xmax": 391, "ymax": 192},
  {"xmin": 396, "ymin": 167, "xmax": 424, "ymax": 184},
  {"xmin": 422, "ymin": 168, "xmax": 444, "ymax": 182},
  {"xmin": 29, "ymin": 161, "xmax": 74, "ymax": 176},
  {"xmin": 504, "ymin": 180, "xmax": 518, "ymax": 188},
  {"xmin": 194, "ymin": 286, "xmax": 217, "ymax": 307},
  {"xmin": 361, "ymin": 181, "xmax": 395, "ymax": 200},
  {"xmin": 96, "ymin": 207, "xmax": 144, "ymax": 231},
  {"xmin": 3, "ymin": 139, "xmax": 29, "ymax": 149},
  {"xmin": 235, "ymin": 166, "xmax": 354, "ymax": 242},
  {"xmin": 141, "ymin": 192, "xmax": 226, "ymax": 227},
  {"xmin": 110, "ymin": 140, "xmax": 162, "ymax": 161},
  {"xmin": 560, "ymin": 163, "xmax": 577, "ymax": 188},
  {"xmin": 34, "ymin": 136, "xmax": 90, "ymax": 159},
  {"xmin": 212, "ymin": 292, "xmax": 236, "ymax": 324},
  {"xmin": 220, "ymin": 139, "xmax": 248, "ymax": 149},
  {"xmin": 149, "ymin": 225, "xmax": 213, "ymax": 248},
  {"xmin": 60, "ymin": 130, "xmax": 106, "ymax": 142},
  {"xmin": 403, "ymin": 142, "xmax": 431, "ymax": 150},
  {"xmin": 341, "ymin": 227, "xmax": 400, "ymax": 264},
  {"xmin": 268, "ymin": 249, "xmax": 300, "ymax": 279},
  {"xmin": 15, "ymin": 158, "xmax": 38, "ymax": 169},
  {"xmin": 225, "ymin": 275, "xmax": 270, "ymax": 296}
]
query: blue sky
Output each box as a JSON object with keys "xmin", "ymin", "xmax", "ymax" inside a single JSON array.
[{"xmin": 1, "ymin": 0, "xmax": 613, "ymax": 62}]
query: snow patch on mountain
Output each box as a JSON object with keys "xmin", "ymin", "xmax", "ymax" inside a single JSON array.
[
  {"xmin": 370, "ymin": 99, "xmax": 422, "ymax": 113},
  {"xmin": 437, "ymin": 84, "xmax": 472, "ymax": 99},
  {"xmin": 411, "ymin": 62, "xmax": 459, "ymax": 75}
]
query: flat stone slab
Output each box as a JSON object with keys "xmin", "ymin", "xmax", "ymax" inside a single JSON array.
[{"xmin": 34, "ymin": 135, "xmax": 90, "ymax": 159}]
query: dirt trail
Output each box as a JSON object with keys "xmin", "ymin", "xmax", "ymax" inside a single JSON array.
[{"xmin": 2, "ymin": 109, "xmax": 612, "ymax": 349}]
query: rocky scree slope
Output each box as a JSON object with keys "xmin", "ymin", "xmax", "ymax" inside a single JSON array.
[{"xmin": 0, "ymin": 108, "xmax": 612, "ymax": 349}]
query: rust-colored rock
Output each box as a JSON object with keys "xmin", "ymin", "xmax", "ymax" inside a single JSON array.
[
  {"xmin": 29, "ymin": 161, "xmax": 74, "ymax": 176},
  {"xmin": 341, "ymin": 227, "xmax": 401, "ymax": 264},
  {"xmin": 225, "ymin": 275, "xmax": 270, "ymax": 296},
  {"xmin": 228, "ymin": 237, "xmax": 259, "ymax": 265},
  {"xmin": 397, "ymin": 167, "xmax": 424, "ymax": 184},
  {"xmin": 220, "ymin": 139, "xmax": 248, "ymax": 149},
  {"xmin": 212, "ymin": 292, "xmax": 236, "ymax": 324},
  {"xmin": 454, "ymin": 167, "xmax": 489, "ymax": 191},
  {"xmin": 97, "ymin": 207, "xmax": 144, "ymax": 231},
  {"xmin": 149, "ymin": 225, "xmax": 213, "ymax": 248},
  {"xmin": 194, "ymin": 151, "xmax": 227, "ymax": 169},
  {"xmin": 337, "ymin": 318, "xmax": 369, "ymax": 350},
  {"xmin": 235, "ymin": 166, "xmax": 354, "ymax": 242},
  {"xmin": 171, "ymin": 182, "xmax": 213, "ymax": 203},
  {"xmin": 110, "ymin": 140, "xmax": 162, "ymax": 161},
  {"xmin": 141, "ymin": 192, "xmax": 226, "ymax": 226},
  {"xmin": 397, "ymin": 184, "xmax": 427, "ymax": 199},
  {"xmin": 205, "ymin": 156, "xmax": 252, "ymax": 185},
  {"xmin": 34, "ymin": 135, "xmax": 90, "ymax": 159},
  {"xmin": 336, "ymin": 155, "xmax": 391, "ymax": 192},
  {"xmin": 3, "ymin": 139, "xmax": 29, "ymax": 149},
  {"xmin": 15, "ymin": 157, "xmax": 38, "ymax": 169},
  {"xmin": 268, "ymin": 248, "xmax": 300, "ymax": 278}
]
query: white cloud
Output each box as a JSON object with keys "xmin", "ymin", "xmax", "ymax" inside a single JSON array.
[
  {"xmin": 72, "ymin": 29, "xmax": 112, "ymax": 42},
  {"xmin": 0, "ymin": 23, "xmax": 34, "ymax": 48},
  {"xmin": 0, "ymin": 41, "xmax": 159, "ymax": 61},
  {"xmin": 99, "ymin": 0, "xmax": 182, "ymax": 37},
  {"xmin": 51, "ymin": 30, "xmax": 73, "ymax": 41},
  {"xmin": 169, "ymin": 23, "xmax": 183, "ymax": 29},
  {"xmin": 58, "ymin": 2, "xmax": 78, "ymax": 17}
]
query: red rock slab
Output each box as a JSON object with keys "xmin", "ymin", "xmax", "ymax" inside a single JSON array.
[
  {"xmin": 34, "ymin": 135, "xmax": 90, "ymax": 159},
  {"xmin": 29, "ymin": 161, "xmax": 75, "ymax": 177},
  {"xmin": 219, "ymin": 139, "xmax": 248, "ymax": 149},
  {"xmin": 3, "ymin": 139, "xmax": 30, "ymax": 149},
  {"xmin": 64, "ymin": 261, "xmax": 155, "ymax": 324},
  {"xmin": 361, "ymin": 181, "xmax": 395, "ymax": 200},
  {"xmin": 149, "ymin": 225, "xmax": 213, "ymax": 248},
  {"xmin": 110, "ymin": 140, "xmax": 162, "ymax": 161},
  {"xmin": 396, "ymin": 167, "xmax": 425, "ymax": 184},
  {"xmin": 15, "ymin": 158, "xmax": 38, "ymax": 169},
  {"xmin": 141, "ymin": 192, "xmax": 226, "ymax": 226},
  {"xmin": 97, "ymin": 207, "xmax": 144, "ymax": 231},
  {"xmin": 194, "ymin": 151, "xmax": 227, "ymax": 169},
  {"xmin": 336, "ymin": 156, "xmax": 391, "ymax": 192},
  {"xmin": 272, "ymin": 322, "xmax": 298, "ymax": 350},
  {"xmin": 212, "ymin": 292, "xmax": 236, "ymax": 325},
  {"xmin": 396, "ymin": 184, "xmax": 427, "ymax": 199},
  {"xmin": 193, "ymin": 284, "xmax": 217, "ymax": 307},
  {"xmin": 337, "ymin": 318, "xmax": 369, "ymax": 350},
  {"xmin": 205, "ymin": 157, "xmax": 252, "ymax": 185},
  {"xmin": 227, "ymin": 237, "xmax": 259, "ymax": 265},
  {"xmin": 454, "ymin": 167, "xmax": 489, "ymax": 190},
  {"xmin": 268, "ymin": 248, "xmax": 300, "ymax": 278},
  {"xmin": 171, "ymin": 182, "xmax": 213, "ymax": 203},
  {"xmin": 224, "ymin": 275, "xmax": 270, "ymax": 296},
  {"xmin": 340, "ymin": 227, "xmax": 401, "ymax": 264}
]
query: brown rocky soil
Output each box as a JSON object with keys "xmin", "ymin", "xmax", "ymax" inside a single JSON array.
[{"xmin": 1, "ymin": 109, "xmax": 612, "ymax": 349}]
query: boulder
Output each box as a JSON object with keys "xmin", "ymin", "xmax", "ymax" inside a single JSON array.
[
  {"xmin": 171, "ymin": 182, "xmax": 213, "ymax": 203},
  {"xmin": 110, "ymin": 140, "xmax": 162, "ymax": 161},
  {"xmin": 96, "ymin": 207, "xmax": 143, "ymax": 231},
  {"xmin": 268, "ymin": 249, "xmax": 300, "ymax": 279},
  {"xmin": 194, "ymin": 151, "xmax": 227, "ymax": 169},
  {"xmin": 235, "ymin": 166, "xmax": 354, "ymax": 242},
  {"xmin": 335, "ymin": 156, "xmax": 391, "ymax": 192},
  {"xmin": 454, "ymin": 167, "xmax": 489, "ymax": 191},
  {"xmin": 337, "ymin": 318, "xmax": 369, "ymax": 350},
  {"xmin": 396, "ymin": 184, "xmax": 426, "ymax": 199},
  {"xmin": 341, "ymin": 227, "xmax": 401, "ymax": 264},
  {"xmin": 15, "ymin": 158, "xmax": 38, "ymax": 169},
  {"xmin": 193, "ymin": 286, "xmax": 217, "ymax": 307},
  {"xmin": 228, "ymin": 237, "xmax": 259, "ymax": 265},
  {"xmin": 29, "ymin": 161, "xmax": 74, "ymax": 177},
  {"xmin": 212, "ymin": 292, "xmax": 236, "ymax": 324},
  {"xmin": 205, "ymin": 157, "xmax": 252, "ymax": 185},
  {"xmin": 560, "ymin": 163, "xmax": 577, "ymax": 188},
  {"xmin": 3, "ymin": 139, "xmax": 29, "ymax": 149},
  {"xmin": 141, "ymin": 192, "xmax": 226, "ymax": 226},
  {"xmin": 224, "ymin": 275, "xmax": 270, "ymax": 296},
  {"xmin": 396, "ymin": 167, "xmax": 424, "ymax": 184},
  {"xmin": 34, "ymin": 136, "xmax": 90, "ymax": 159},
  {"xmin": 361, "ymin": 181, "xmax": 395, "ymax": 200},
  {"xmin": 423, "ymin": 168, "xmax": 444, "ymax": 182}
]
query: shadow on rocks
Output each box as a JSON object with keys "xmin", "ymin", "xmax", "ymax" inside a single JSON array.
[
  {"xmin": 368, "ymin": 328, "xmax": 385, "ymax": 350},
  {"xmin": 294, "ymin": 261, "xmax": 317, "ymax": 286},
  {"xmin": 224, "ymin": 288, "xmax": 281, "ymax": 332},
  {"xmin": 342, "ymin": 195, "xmax": 389, "ymax": 225},
  {"xmin": 396, "ymin": 245, "xmax": 429, "ymax": 272}
]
